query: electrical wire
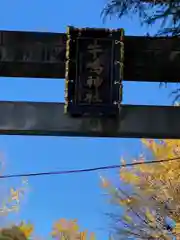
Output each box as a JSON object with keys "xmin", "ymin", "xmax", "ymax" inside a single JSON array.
[{"xmin": 0, "ymin": 155, "xmax": 180, "ymax": 179}]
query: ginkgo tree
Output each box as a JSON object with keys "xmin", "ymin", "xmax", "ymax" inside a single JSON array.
[
  {"xmin": 51, "ymin": 219, "xmax": 96, "ymax": 240},
  {"xmin": 0, "ymin": 222, "xmax": 34, "ymax": 240},
  {"xmin": 0, "ymin": 154, "xmax": 96, "ymax": 240},
  {"xmin": 0, "ymin": 154, "xmax": 32, "ymax": 240},
  {"xmin": 0, "ymin": 218, "xmax": 97, "ymax": 240},
  {"xmin": 0, "ymin": 155, "xmax": 28, "ymax": 219},
  {"xmin": 101, "ymin": 139, "xmax": 180, "ymax": 240},
  {"xmin": 6, "ymin": 139, "xmax": 180, "ymax": 240}
]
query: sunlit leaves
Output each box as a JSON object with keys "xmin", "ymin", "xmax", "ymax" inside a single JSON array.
[
  {"xmin": 0, "ymin": 152, "xmax": 28, "ymax": 217},
  {"xmin": 0, "ymin": 225, "xmax": 29, "ymax": 240},
  {"xmin": 0, "ymin": 179, "xmax": 28, "ymax": 217},
  {"xmin": 51, "ymin": 219, "xmax": 96, "ymax": 240},
  {"xmin": 18, "ymin": 222, "xmax": 34, "ymax": 238},
  {"xmin": 101, "ymin": 139, "xmax": 180, "ymax": 239},
  {"xmin": 102, "ymin": 0, "xmax": 180, "ymax": 37}
]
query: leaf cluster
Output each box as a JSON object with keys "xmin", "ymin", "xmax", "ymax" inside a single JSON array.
[
  {"xmin": 101, "ymin": 139, "xmax": 180, "ymax": 239},
  {"xmin": 102, "ymin": 0, "xmax": 180, "ymax": 36}
]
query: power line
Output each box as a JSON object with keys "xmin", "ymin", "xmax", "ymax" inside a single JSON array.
[{"xmin": 0, "ymin": 156, "xmax": 180, "ymax": 179}]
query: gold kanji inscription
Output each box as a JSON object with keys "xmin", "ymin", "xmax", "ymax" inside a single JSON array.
[
  {"xmin": 87, "ymin": 39, "xmax": 103, "ymax": 59},
  {"xmin": 86, "ymin": 76, "xmax": 103, "ymax": 88},
  {"xmin": 84, "ymin": 92, "xmax": 102, "ymax": 103},
  {"xmin": 86, "ymin": 58, "xmax": 103, "ymax": 75}
]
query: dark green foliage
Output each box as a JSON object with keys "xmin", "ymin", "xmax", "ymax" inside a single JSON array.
[
  {"xmin": 102, "ymin": 0, "xmax": 180, "ymax": 102},
  {"xmin": 102, "ymin": 0, "xmax": 180, "ymax": 36}
]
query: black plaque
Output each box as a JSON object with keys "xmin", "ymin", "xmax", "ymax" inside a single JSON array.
[{"xmin": 65, "ymin": 26, "xmax": 124, "ymax": 117}]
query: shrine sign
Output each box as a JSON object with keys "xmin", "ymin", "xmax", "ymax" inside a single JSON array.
[{"xmin": 64, "ymin": 27, "xmax": 124, "ymax": 117}]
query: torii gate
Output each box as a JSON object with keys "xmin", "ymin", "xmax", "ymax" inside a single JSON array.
[{"xmin": 0, "ymin": 26, "xmax": 180, "ymax": 139}]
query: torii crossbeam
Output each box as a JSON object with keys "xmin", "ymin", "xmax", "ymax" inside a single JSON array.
[{"xmin": 0, "ymin": 28, "xmax": 179, "ymax": 139}]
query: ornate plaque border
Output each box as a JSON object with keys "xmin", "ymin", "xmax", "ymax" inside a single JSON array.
[{"xmin": 64, "ymin": 26, "xmax": 124, "ymax": 117}]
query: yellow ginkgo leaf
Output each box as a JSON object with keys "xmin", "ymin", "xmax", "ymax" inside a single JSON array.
[
  {"xmin": 118, "ymin": 199, "xmax": 130, "ymax": 206},
  {"xmin": 145, "ymin": 208, "xmax": 155, "ymax": 223},
  {"xmin": 123, "ymin": 214, "xmax": 132, "ymax": 223},
  {"xmin": 10, "ymin": 188, "xmax": 20, "ymax": 203},
  {"xmin": 120, "ymin": 172, "xmax": 139, "ymax": 184},
  {"xmin": 174, "ymin": 222, "xmax": 180, "ymax": 234},
  {"xmin": 19, "ymin": 222, "xmax": 34, "ymax": 238},
  {"xmin": 80, "ymin": 230, "xmax": 87, "ymax": 240},
  {"xmin": 100, "ymin": 176, "xmax": 110, "ymax": 188},
  {"xmin": 90, "ymin": 232, "xmax": 96, "ymax": 240},
  {"xmin": 69, "ymin": 219, "xmax": 79, "ymax": 232}
]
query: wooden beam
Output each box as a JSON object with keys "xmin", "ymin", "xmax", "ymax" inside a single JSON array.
[
  {"xmin": 0, "ymin": 31, "xmax": 66, "ymax": 79},
  {"xmin": 0, "ymin": 30, "xmax": 180, "ymax": 82},
  {"xmin": 0, "ymin": 101, "xmax": 180, "ymax": 139},
  {"xmin": 124, "ymin": 36, "xmax": 180, "ymax": 82}
]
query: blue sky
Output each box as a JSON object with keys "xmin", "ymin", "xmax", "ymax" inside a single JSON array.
[{"xmin": 0, "ymin": 0, "xmax": 178, "ymax": 239}]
